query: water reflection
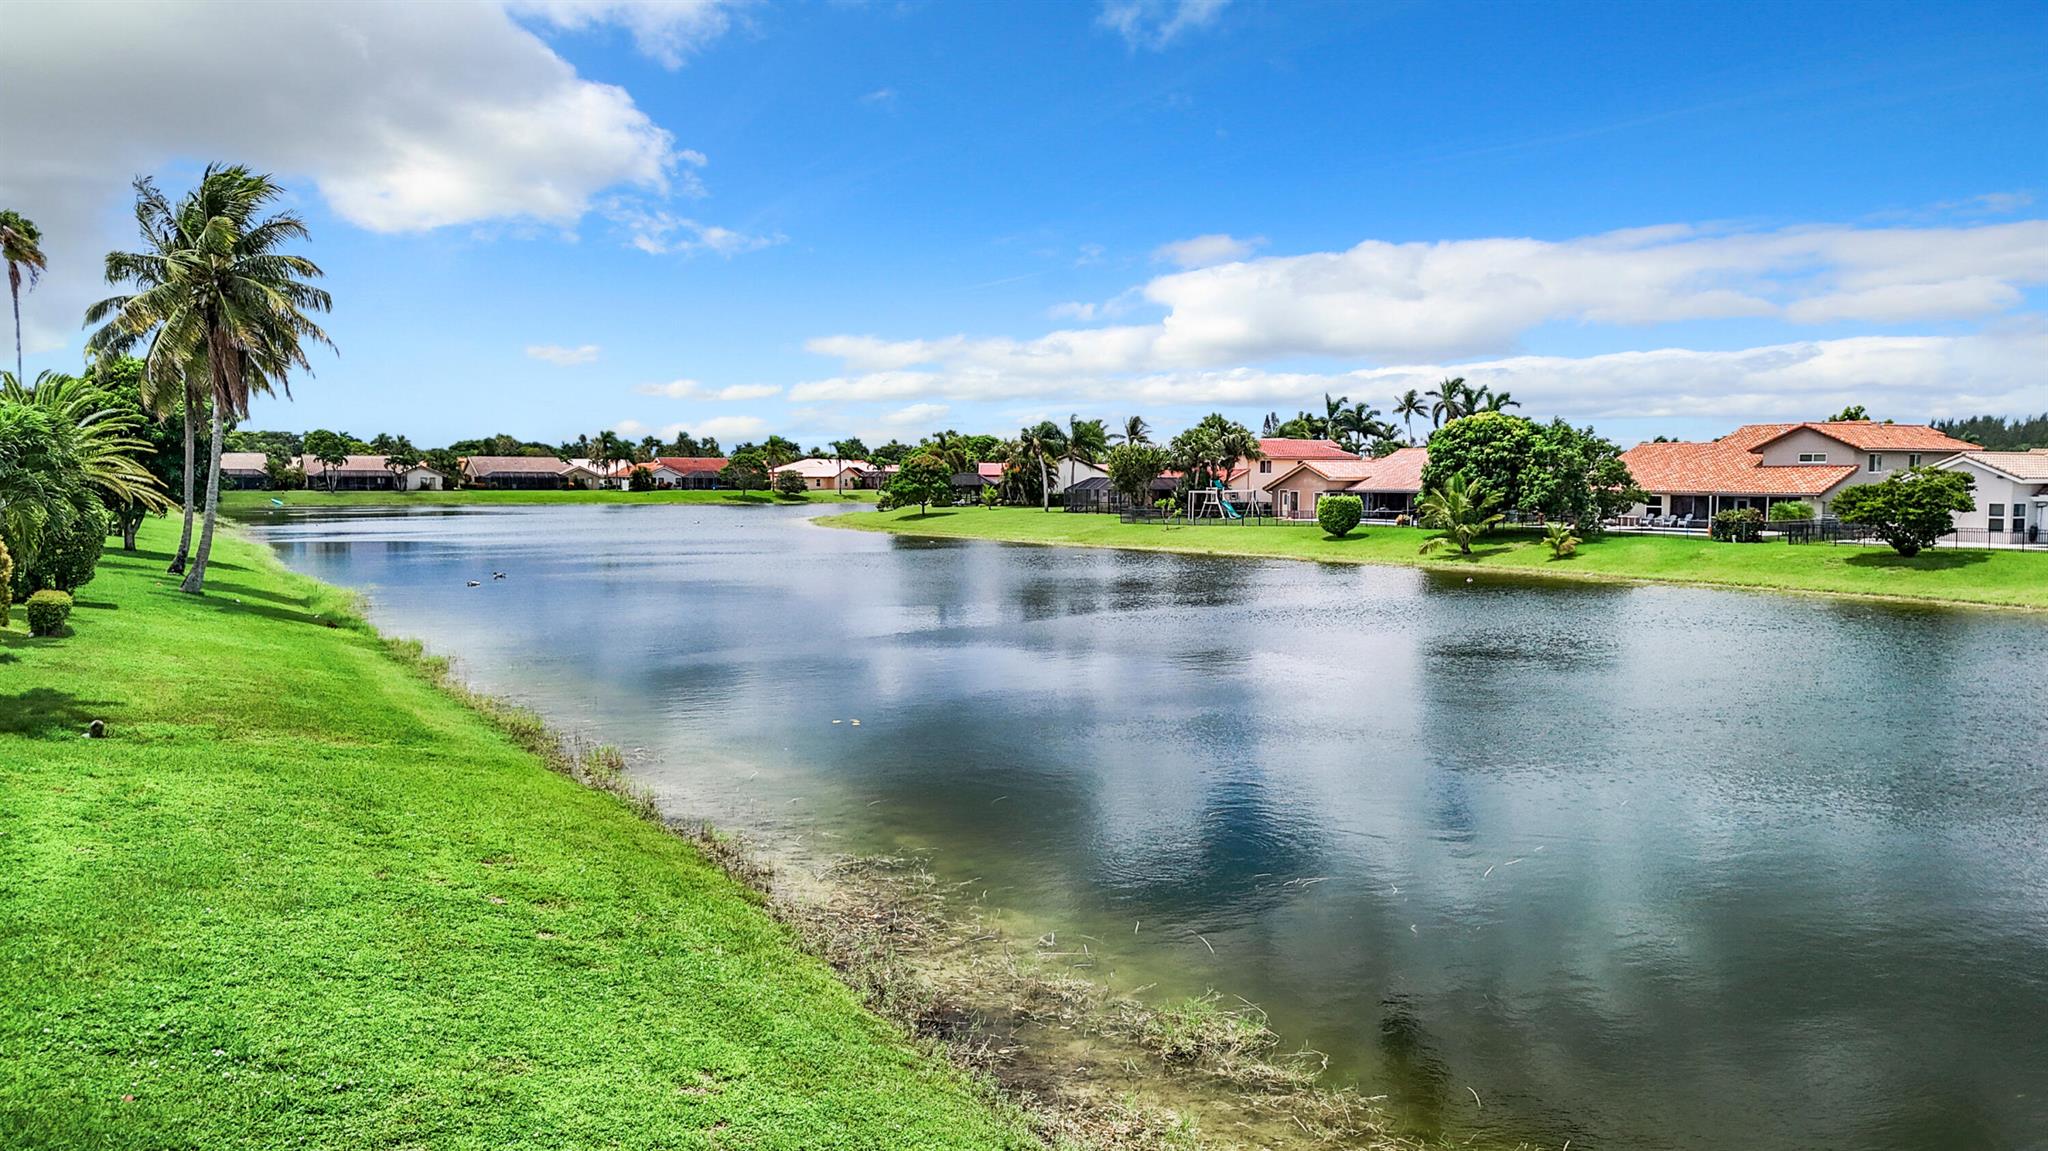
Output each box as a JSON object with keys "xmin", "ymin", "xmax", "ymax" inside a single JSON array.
[{"xmin": 247, "ymin": 504, "xmax": 2048, "ymax": 1151}]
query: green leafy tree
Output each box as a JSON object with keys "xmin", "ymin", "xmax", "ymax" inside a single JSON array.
[
  {"xmin": 773, "ymin": 468, "xmax": 808, "ymax": 497},
  {"xmin": 1330, "ymin": 398, "xmax": 1390, "ymax": 453},
  {"xmin": 882, "ymin": 451, "xmax": 953, "ymax": 514},
  {"xmin": 1828, "ymin": 404, "xmax": 1869, "ymax": 422},
  {"xmin": 1831, "ymin": 467, "xmax": 1975, "ymax": 556},
  {"xmin": 1167, "ymin": 413, "xmax": 1260, "ymax": 494},
  {"xmin": 1317, "ymin": 493, "xmax": 1363, "ymax": 538},
  {"xmin": 1426, "ymin": 376, "xmax": 1473, "ymax": 427},
  {"xmin": 3, "ymin": 369, "xmax": 172, "ymax": 554},
  {"xmin": 1, "ymin": 211, "xmax": 47, "ymax": 384},
  {"xmin": 86, "ymin": 166, "xmax": 333, "ymax": 595},
  {"xmin": 1420, "ymin": 411, "xmax": 1537, "ymax": 512},
  {"xmin": 1063, "ymin": 415, "xmax": 1108, "ymax": 481},
  {"xmin": 1523, "ymin": 419, "xmax": 1640, "ymax": 531},
  {"xmin": 1417, "ymin": 473, "xmax": 1506, "ymax": 555},
  {"xmin": 382, "ymin": 435, "xmax": 423, "ymax": 488},
  {"xmin": 869, "ymin": 439, "xmax": 914, "ymax": 467},
  {"xmin": 720, "ymin": 449, "xmax": 770, "ymax": 492},
  {"xmin": 1104, "ymin": 443, "xmax": 1168, "ymax": 506},
  {"xmin": 303, "ymin": 429, "xmax": 350, "ymax": 493}
]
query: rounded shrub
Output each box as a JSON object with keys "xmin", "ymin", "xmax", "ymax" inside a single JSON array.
[
  {"xmin": 773, "ymin": 469, "xmax": 809, "ymax": 497},
  {"xmin": 1317, "ymin": 494, "xmax": 1364, "ymax": 538},
  {"xmin": 1710, "ymin": 507, "xmax": 1765, "ymax": 543},
  {"xmin": 1767, "ymin": 500, "xmax": 1814, "ymax": 522},
  {"xmin": 12, "ymin": 503, "xmax": 110, "ymax": 601},
  {"xmin": 25, "ymin": 589, "xmax": 73, "ymax": 637}
]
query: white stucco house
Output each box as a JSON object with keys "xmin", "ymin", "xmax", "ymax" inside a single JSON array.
[{"xmin": 1938, "ymin": 451, "xmax": 2048, "ymax": 543}]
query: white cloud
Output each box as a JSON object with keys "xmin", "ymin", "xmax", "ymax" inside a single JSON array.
[
  {"xmin": 861, "ymin": 87, "xmax": 898, "ymax": 106},
  {"xmin": 1152, "ymin": 232, "xmax": 1263, "ymax": 268},
  {"xmin": 635, "ymin": 379, "xmax": 783, "ymax": 400},
  {"xmin": 527, "ymin": 343, "xmax": 602, "ymax": 365},
  {"xmin": 608, "ymin": 204, "xmax": 785, "ymax": 256},
  {"xmin": 509, "ymin": 0, "xmax": 752, "ymax": 69},
  {"xmin": 615, "ymin": 414, "xmax": 768, "ymax": 440},
  {"xmin": 1098, "ymin": 0, "xmax": 1230, "ymax": 49},
  {"xmin": 880, "ymin": 402, "xmax": 950, "ymax": 426},
  {"xmin": 0, "ymin": 1, "xmax": 746, "ymax": 354},
  {"xmin": 1048, "ymin": 301, "xmax": 1099, "ymax": 321}
]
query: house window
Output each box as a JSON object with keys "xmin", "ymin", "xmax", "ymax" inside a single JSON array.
[
  {"xmin": 1988, "ymin": 503, "xmax": 2004, "ymax": 533},
  {"xmin": 1798, "ymin": 452, "xmax": 1828, "ymax": 463},
  {"xmin": 1644, "ymin": 495, "xmax": 1663, "ymax": 515},
  {"xmin": 1868, "ymin": 454, "xmax": 1883, "ymax": 473},
  {"xmin": 2013, "ymin": 504, "xmax": 2027, "ymax": 535},
  {"xmin": 1907, "ymin": 453, "xmax": 1921, "ymax": 467},
  {"xmin": 1258, "ymin": 460, "xmax": 1272, "ymax": 474}
]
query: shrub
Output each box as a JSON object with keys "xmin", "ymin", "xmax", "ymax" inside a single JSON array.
[
  {"xmin": 773, "ymin": 469, "xmax": 809, "ymax": 497},
  {"xmin": 627, "ymin": 466, "xmax": 658, "ymax": 492},
  {"xmin": 13, "ymin": 502, "xmax": 110, "ymax": 601},
  {"xmin": 25, "ymin": 589, "xmax": 72, "ymax": 636},
  {"xmin": 1767, "ymin": 500, "xmax": 1814, "ymax": 522},
  {"xmin": 1710, "ymin": 507, "xmax": 1764, "ymax": 542},
  {"xmin": 1543, "ymin": 521, "xmax": 1581, "ymax": 557},
  {"xmin": 1316, "ymin": 494, "xmax": 1363, "ymax": 538},
  {"xmin": 979, "ymin": 484, "xmax": 1001, "ymax": 507}
]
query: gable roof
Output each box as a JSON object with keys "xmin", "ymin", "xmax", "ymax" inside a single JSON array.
[
  {"xmin": 1344, "ymin": 447, "xmax": 1429, "ymax": 493},
  {"xmin": 1749, "ymin": 421, "xmax": 1977, "ymax": 453},
  {"xmin": 1256, "ymin": 437, "xmax": 1360, "ymax": 462},
  {"xmin": 1945, "ymin": 451, "xmax": 2048, "ymax": 483},
  {"xmin": 652, "ymin": 456, "xmax": 727, "ymax": 474},
  {"xmin": 1620, "ymin": 440, "xmax": 1857, "ymax": 497},
  {"xmin": 303, "ymin": 454, "xmax": 437, "ymax": 477},
  {"xmin": 462, "ymin": 455, "xmax": 571, "ymax": 476},
  {"xmin": 219, "ymin": 451, "xmax": 272, "ymax": 473}
]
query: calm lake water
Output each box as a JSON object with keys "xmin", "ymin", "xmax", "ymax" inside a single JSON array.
[{"xmin": 246, "ymin": 504, "xmax": 2048, "ymax": 1151}]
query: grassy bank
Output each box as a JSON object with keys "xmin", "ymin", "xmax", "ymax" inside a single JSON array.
[
  {"xmin": 829, "ymin": 506, "xmax": 2048, "ymax": 609},
  {"xmin": 0, "ymin": 521, "xmax": 1032, "ymax": 1150},
  {"xmin": 221, "ymin": 487, "xmax": 878, "ymax": 510}
]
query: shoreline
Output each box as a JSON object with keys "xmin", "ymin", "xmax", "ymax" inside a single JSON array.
[{"xmin": 820, "ymin": 506, "xmax": 2048, "ymax": 613}]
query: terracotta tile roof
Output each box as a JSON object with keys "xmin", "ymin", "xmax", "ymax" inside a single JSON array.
[
  {"xmin": 1256, "ymin": 437, "xmax": 1360, "ymax": 461},
  {"xmin": 463, "ymin": 455, "xmax": 572, "ymax": 476},
  {"xmin": 1715, "ymin": 423, "xmax": 1800, "ymax": 451},
  {"xmin": 1949, "ymin": 451, "xmax": 2048, "ymax": 482},
  {"xmin": 1620, "ymin": 441, "xmax": 1856, "ymax": 497},
  {"xmin": 219, "ymin": 451, "xmax": 271, "ymax": 473},
  {"xmin": 1344, "ymin": 447, "xmax": 1429, "ymax": 493},
  {"xmin": 1750, "ymin": 421, "xmax": 1977, "ymax": 453},
  {"xmin": 652, "ymin": 456, "xmax": 727, "ymax": 474}
]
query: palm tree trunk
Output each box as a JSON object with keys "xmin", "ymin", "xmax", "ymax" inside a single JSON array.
[
  {"xmin": 169, "ymin": 390, "xmax": 197, "ymax": 574},
  {"xmin": 9, "ymin": 279, "xmax": 22, "ymax": 384},
  {"xmin": 1038, "ymin": 455, "xmax": 1051, "ymax": 511},
  {"xmin": 179, "ymin": 401, "xmax": 226, "ymax": 595}
]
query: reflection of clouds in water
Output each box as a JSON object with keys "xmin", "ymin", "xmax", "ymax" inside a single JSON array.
[{"xmin": 251, "ymin": 505, "xmax": 2048, "ymax": 1151}]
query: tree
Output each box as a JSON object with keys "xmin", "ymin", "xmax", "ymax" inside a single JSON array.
[
  {"xmin": 882, "ymin": 451, "xmax": 952, "ymax": 514},
  {"xmin": 1270, "ymin": 415, "xmax": 1317, "ymax": 439},
  {"xmin": 1417, "ymin": 473, "xmax": 1506, "ymax": 555},
  {"xmin": 870, "ymin": 439, "xmax": 914, "ymax": 467},
  {"xmin": 1394, "ymin": 389, "xmax": 1426, "ymax": 443},
  {"xmin": 1317, "ymin": 493, "xmax": 1363, "ymax": 538},
  {"xmin": 1104, "ymin": 443, "xmax": 1168, "ymax": 506},
  {"xmin": 1111, "ymin": 415, "xmax": 1151, "ymax": 446},
  {"xmin": 86, "ymin": 166, "xmax": 333, "ymax": 595},
  {"xmin": 1, "ymin": 370, "xmax": 171, "ymax": 547},
  {"xmin": 0, "ymin": 391, "xmax": 126, "ymax": 599},
  {"xmin": 1426, "ymin": 377, "xmax": 1473, "ymax": 427},
  {"xmin": 83, "ymin": 356, "xmax": 183, "ymax": 549},
  {"xmin": 720, "ymin": 449, "xmax": 770, "ymax": 492},
  {"xmin": 1013, "ymin": 421, "xmax": 1066, "ymax": 511},
  {"xmin": 1831, "ymin": 467, "xmax": 1975, "ymax": 556},
  {"xmin": 1167, "ymin": 413, "xmax": 1260, "ymax": 493},
  {"xmin": 1523, "ymin": 419, "xmax": 1639, "ymax": 531},
  {"xmin": 773, "ymin": 468, "xmax": 808, "ymax": 497},
  {"xmin": 1828, "ymin": 404, "xmax": 1869, "ymax": 422},
  {"xmin": 382, "ymin": 435, "xmax": 423, "ymax": 489},
  {"xmin": 1, "ymin": 211, "xmax": 47, "ymax": 385},
  {"xmin": 303, "ymin": 429, "xmax": 350, "ymax": 493},
  {"xmin": 1543, "ymin": 521, "xmax": 1582, "ymax": 557},
  {"xmin": 1063, "ymin": 415, "xmax": 1107, "ymax": 486},
  {"xmin": 757, "ymin": 435, "xmax": 801, "ymax": 472},
  {"xmin": 1330, "ymin": 398, "xmax": 1391, "ymax": 454},
  {"xmin": 1420, "ymin": 411, "xmax": 1538, "ymax": 513},
  {"xmin": 1476, "ymin": 388, "xmax": 1519, "ymax": 412}
]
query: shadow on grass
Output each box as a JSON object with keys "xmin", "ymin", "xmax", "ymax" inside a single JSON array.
[
  {"xmin": 199, "ymin": 579, "xmax": 307, "ymax": 608},
  {"xmin": 0, "ymin": 687, "xmax": 114, "ymax": 737},
  {"xmin": 1843, "ymin": 549, "xmax": 1992, "ymax": 571},
  {"xmin": 895, "ymin": 510, "xmax": 961, "ymax": 521}
]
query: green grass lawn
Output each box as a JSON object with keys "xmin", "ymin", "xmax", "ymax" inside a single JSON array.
[
  {"xmin": 222, "ymin": 487, "xmax": 879, "ymax": 510},
  {"xmin": 0, "ymin": 521, "xmax": 1032, "ymax": 1151},
  {"xmin": 830, "ymin": 505, "xmax": 2048, "ymax": 609}
]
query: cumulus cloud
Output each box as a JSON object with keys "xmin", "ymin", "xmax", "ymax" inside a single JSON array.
[
  {"xmin": 509, "ymin": 0, "xmax": 751, "ymax": 69},
  {"xmin": 608, "ymin": 204, "xmax": 785, "ymax": 256},
  {"xmin": 1098, "ymin": 0, "xmax": 1230, "ymax": 49},
  {"xmin": 635, "ymin": 379, "xmax": 782, "ymax": 400},
  {"xmin": 527, "ymin": 343, "xmax": 602, "ymax": 365},
  {"xmin": 1152, "ymin": 232, "xmax": 1263, "ymax": 268},
  {"xmin": 880, "ymin": 402, "xmax": 951, "ymax": 426},
  {"xmin": 0, "ymin": 0, "xmax": 749, "ymax": 354}
]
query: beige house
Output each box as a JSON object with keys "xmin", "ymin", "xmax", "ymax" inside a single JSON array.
[
  {"xmin": 1620, "ymin": 421, "xmax": 1977, "ymax": 522},
  {"xmin": 462, "ymin": 455, "xmax": 579, "ymax": 489},
  {"xmin": 302, "ymin": 454, "xmax": 445, "ymax": 491},
  {"xmin": 1259, "ymin": 447, "xmax": 1428, "ymax": 520},
  {"xmin": 773, "ymin": 458, "xmax": 873, "ymax": 490},
  {"xmin": 1938, "ymin": 451, "xmax": 2048, "ymax": 543}
]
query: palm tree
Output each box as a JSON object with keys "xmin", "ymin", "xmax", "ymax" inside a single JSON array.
[
  {"xmin": 1417, "ymin": 473, "xmax": 1505, "ymax": 555},
  {"xmin": 1426, "ymin": 377, "xmax": 1471, "ymax": 428},
  {"xmin": 0, "ymin": 370, "xmax": 172, "ymax": 515},
  {"xmin": 1331, "ymin": 399, "xmax": 1388, "ymax": 454},
  {"xmin": 1478, "ymin": 388, "xmax": 1519, "ymax": 412},
  {"xmin": 1063, "ymin": 415, "xmax": 1107, "ymax": 489},
  {"xmin": 1014, "ymin": 421, "xmax": 1066, "ymax": 511},
  {"xmin": 1, "ymin": 211, "xmax": 47, "ymax": 385},
  {"xmin": 1109, "ymin": 414, "xmax": 1151, "ymax": 446},
  {"xmin": 1394, "ymin": 389, "xmax": 1426, "ymax": 444},
  {"xmin": 86, "ymin": 165, "xmax": 332, "ymax": 595}
]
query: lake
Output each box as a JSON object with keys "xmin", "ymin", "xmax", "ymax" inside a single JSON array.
[{"xmin": 246, "ymin": 503, "xmax": 2048, "ymax": 1151}]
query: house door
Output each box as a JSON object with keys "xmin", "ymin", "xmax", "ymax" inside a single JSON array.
[{"xmin": 1280, "ymin": 490, "xmax": 1298, "ymax": 518}]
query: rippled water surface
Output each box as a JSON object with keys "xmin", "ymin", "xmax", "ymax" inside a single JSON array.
[{"xmin": 247, "ymin": 504, "xmax": 2048, "ymax": 1151}]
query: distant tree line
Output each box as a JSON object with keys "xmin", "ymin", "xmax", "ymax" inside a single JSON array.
[{"xmin": 1933, "ymin": 413, "xmax": 2048, "ymax": 451}]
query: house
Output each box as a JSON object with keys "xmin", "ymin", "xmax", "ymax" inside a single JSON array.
[
  {"xmin": 218, "ymin": 451, "xmax": 275, "ymax": 489},
  {"xmin": 1619, "ymin": 421, "xmax": 1977, "ymax": 522},
  {"xmin": 651, "ymin": 456, "xmax": 728, "ymax": 489},
  {"xmin": 950, "ymin": 471, "xmax": 991, "ymax": 498},
  {"xmin": 773, "ymin": 457, "xmax": 872, "ymax": 490},
  {"xmin": 1938, "ymin": 450, "xmax": 2048, "ymax": 543},
  {"xmin": 567, "ymin": 458, "xmax": 635, "ymax": 489},
  {"xmin": 461, "ymin": 455, "xmax": 578, "ymax": 489},
  {"xmin": 302, "ymin": 454, "xmax": 445, "ymax": 491},
  {"xmin": 1229, "ymin": 438, "xmax": 1361, "ymax": 488},
  {"xmin": 1258, "ymin": 448, "xmax": 1428, "ymax": 520},
  {"xmin": 1049, "ymin": 457, "xmax": 1110, "ymax": 494}
]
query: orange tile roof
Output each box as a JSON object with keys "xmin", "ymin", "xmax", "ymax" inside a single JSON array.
[
  {"xmin": 652, "ymin": 456, "xmax": 727, "ymax": 474},
  {"xmin": 1749, "ymin": 421, "xmax": 1977, "ymax": 453},
  {"xmin": 1344, "ymin": 447, "xmax": 1428, "ymax": 493},
  {"xmin": 1257, "ymin": 437, "xmax": 1360, "ymax": 461},
  {"xmin": 1949, "ymin": 451, "xmax": 2048, "ymax": 482},
  {"xmin": 1620, "ymin": 441, "xmax": 1856, "ymax": 497}
]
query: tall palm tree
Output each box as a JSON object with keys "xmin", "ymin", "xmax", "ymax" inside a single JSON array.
[
  {"xmin": 1479, "ymin": 388, "xmax": 1519, "ymax": 412},
  {"xmin": 1394, "ymin": 389, "xmax": 1426, "ymax": 443},
  {"xmin": 1417, "ymin": 473, "xmax": 1505, "ymax": 555},
  {"xmin": 1109, "ymin": 414, "xmax": 1151, "ymax": 446},
  {"xmin": 1, "ymin": 211, "xmax": 46, "ymax": 386},
  {"xmin": 1426, "ymin": 376, "xmax": 1472, "ymax": 428},
  {"xmin": 1063, "ymin": 415, "xmax": 1107, "ymax": 489},
  {"xmin": 86, "ymin": 165, "xmax": 332, "ymax": 595},
  {"xmin": 1331, "ymin": 399, "xmax": 1387, "ymax": 454},
  {"xmin": 1015, "ymin": 421, "xmax": 1066, "ymax": 511}
]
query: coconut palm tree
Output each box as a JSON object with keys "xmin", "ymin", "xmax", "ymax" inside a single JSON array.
[
  {"xmin": 1426, "ymin": 377, "xmax": 1474, "ymax": 428},
  {"xmin": 1110, "ymin": 414, "xmax": 1151, "ymax": 446},
  {"xmin": 1417, "ymin": 473, "xmax": 1505, "ymax": 555},
  {"xmin": 1014, "ymin": 420, "xmax": 1066, "ymax": 510},
  {"xmin": 1331, "ymin": 399, "xmax": 1388, "ymax": 454},
  {"xmin": 1063, "ymin": 415, "xmax": 1107, "ymax": 489},
  {"xmin": 86, "ymin": 165, "xmax": 332, "ymax": 595},
  {"xmin": 1394, "ymin": 388, "xmax": 1426, "ymax": 443},
  {"xmin": 1, "ymin": 211, "xmax": 46, "ymax": 386},
  {"xmin": 1478, "ymin": 388, "xmax": 1519, "ymax": 412}
]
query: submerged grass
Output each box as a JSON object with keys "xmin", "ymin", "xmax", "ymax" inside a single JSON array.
[{"xmin": 828, "ymin": 505, "xmax": 2048, "ymax": 609}]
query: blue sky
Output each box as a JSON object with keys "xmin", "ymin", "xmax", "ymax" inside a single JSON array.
[{"xmin": 7, "ymin": 0, "xmax": 2046, "ymax": 450}]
